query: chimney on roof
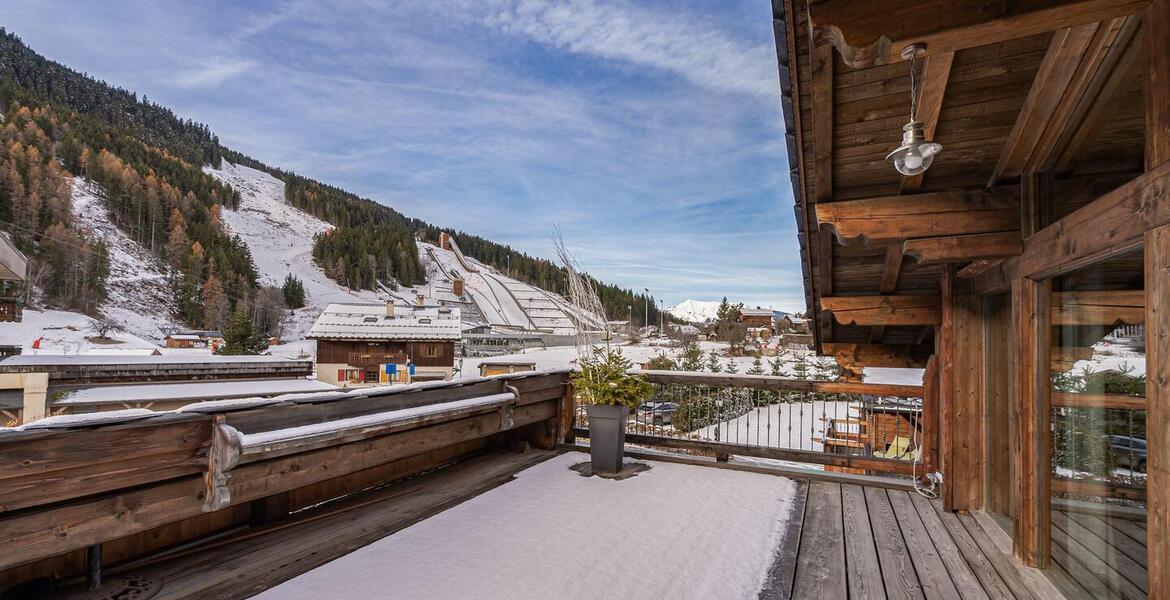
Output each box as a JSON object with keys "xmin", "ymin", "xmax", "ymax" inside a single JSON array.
[
  {"xmin": 386, "ymin": 300, "xmax": 395, "ymax": 318},
  {"xmin": 416, "ymin": 294, "xmax": 425, "ymax": 306},
  {"xmin": 452, "ymin": 278, "xmax": 464, "ymax": 297}
]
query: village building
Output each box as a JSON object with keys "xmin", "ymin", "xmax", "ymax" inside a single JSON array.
[
  {"xmin": 308, "ymin": 302, "xmax": 461, "ymax": 386},
  {"xmin": 737, "ymin": 307, "xmax": 774, "ymax": 339},
  {"xmin": 164, "ymin": 330, "xmax": 224, "ymax": 350}
]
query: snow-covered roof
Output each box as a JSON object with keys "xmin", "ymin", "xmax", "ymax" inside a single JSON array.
[
  {"xmin": 167, "ymin": 334, "xmax": 201, "ymax": 341},
  {"xmin": 0, "ymin": 354, "xmax": 304, "ymax": 366},
  {"xmin": 739, "ymin": 308, "xmax": 774, "ymax": 317},
  {"xmin": 52, "ymin": 378, "xmax": 337, "ymax": 406},
  {"xmin": 308, "ymin": 303, "xmax": 461, "ymax": 341}
]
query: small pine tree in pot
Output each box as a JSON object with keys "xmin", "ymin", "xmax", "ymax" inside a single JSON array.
[{"xmin": 572, "ymin": 348, "xmax": 654, "ymax": 474}]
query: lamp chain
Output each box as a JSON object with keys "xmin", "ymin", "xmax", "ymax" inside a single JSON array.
[{"xmin": 909, "ymin": 50, "xmax": 921, "ymax": 123}]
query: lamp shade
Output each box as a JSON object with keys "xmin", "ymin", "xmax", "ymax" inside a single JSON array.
[{"xmin": 886, "ymin": 121, "xmax": 941, "ymax": 176}]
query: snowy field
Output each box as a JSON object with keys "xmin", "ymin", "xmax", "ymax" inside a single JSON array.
[
  {"xmin": 0, "ymin": 308, "xmax": 159, "ymax": 354},
  {"xmin": 252, "ymin": 452, "xmax": 798, "ymax": 600}
]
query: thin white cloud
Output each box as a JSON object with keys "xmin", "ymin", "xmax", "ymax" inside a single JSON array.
[
  {"xmin": 172, "ymin": 57, "xmax": 257, "ymax": 89},
  {"xmin": 481, "ymin": 0, "xmax": 777, "ymax": 97}
]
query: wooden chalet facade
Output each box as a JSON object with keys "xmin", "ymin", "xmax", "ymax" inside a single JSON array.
[
  {"xmin": 775, "ymin": 0, "xmax": 1168, "ymax": 595},
  {"xmin": 308, "ymin": 302, "xmax": 461, "ymax": 386}
]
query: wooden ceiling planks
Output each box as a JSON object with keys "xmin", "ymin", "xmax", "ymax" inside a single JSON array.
[{"xmin": 776, "ymin": 0, "xmax": 1149, "ymax": 365}]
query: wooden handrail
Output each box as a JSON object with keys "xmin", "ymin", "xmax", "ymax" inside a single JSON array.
[
  {"xmin": 1051, "ymin": 392, "xmax": 1146, "ymax": 411},
  {"xmin": 637, "ymin": 370, "xmax": 924, "ymax": 398}
]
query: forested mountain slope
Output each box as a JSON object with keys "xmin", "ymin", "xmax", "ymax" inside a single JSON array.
[{"xmin": 0, "ymin": 28, "xmax": 665, "ymax": 332}]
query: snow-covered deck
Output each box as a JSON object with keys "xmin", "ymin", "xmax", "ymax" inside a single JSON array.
[{"xmin": 53, "ymin": 449, "xmax": 1066, "ymax": 600}]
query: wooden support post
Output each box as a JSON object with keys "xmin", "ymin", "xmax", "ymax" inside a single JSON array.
[
  {"xmin": 1147, "ymin": 0, "xmax": 1170, "ymax": 594},
  {"xmin": 921, "ymin": 355, "xmax": 939, "ymax": 480},
  {"xmin": 1147, "ymin": 224, "xmax": 1170, "ymax": 597},
  {"xmin": 1011, "ymin": 276, "xmax": 1051, "ymax": 567},
  {"xmin": 938, "ymin": 266, "xmax": 955, "ymax": 511},
  {"xmin": 560, "ymin": 382, "xmax": 576, "ymax": 444}
]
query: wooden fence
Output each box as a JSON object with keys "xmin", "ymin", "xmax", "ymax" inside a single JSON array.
[{"xmin": 0, "ymin": 370, "xmax": 573, "ymax": 592}]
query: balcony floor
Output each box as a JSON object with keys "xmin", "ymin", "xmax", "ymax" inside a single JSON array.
[{"xmin": 57, "ymin": 449, "xmax": 1068, "ymax": 600}]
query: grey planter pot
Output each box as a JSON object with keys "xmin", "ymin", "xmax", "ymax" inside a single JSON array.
[{"xmin": 586, "ymin": 403, "xmax": 629, "ymax": 474}]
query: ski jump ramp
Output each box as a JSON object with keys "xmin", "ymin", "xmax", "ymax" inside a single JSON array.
[{"xmin": 423, "ymin": 239, "xmax": 603, "ymax": 336}]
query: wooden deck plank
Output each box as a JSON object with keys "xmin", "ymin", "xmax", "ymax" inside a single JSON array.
[
  {"xmin": 760, "ymin": 481, "xmax": 810, "ymax": 600},
  {"xmin": 1050, "ymin": 538, "xmax": 1116, "ymax": 599},
  {"xmin": 792, "ymin": 481, "xmax": 848, "ymax": 600},
  {"xmin": 1051, "ymin": 516, "xmax": 1147, "ymax": 599},
  {"xmin": 956, "ymin": 513, "xmax": 1043, "ymax": 600},
  {"xmin": 1103, "ymin": 514, "xmax": 1148, "ymax": 546},
  {"xmin": 1061, "ymin": 511, "xmax": 1147, "ymax": 567},
  {"xmin": 906, "ymin": 494, "xmax": 990, "ymax": 600},
  {"xmin": 886, "ymin": 490, "xmax": 962, "ymax": 599},
  {"xmin": 924, "ymin": 501, "xmax": 1018, "ymax": 600},
  {"xmin": 842, "ymin": 484, "xmax": 887, "ymax": 600},
  {"xmin": 864, "ymin": 486, "xmax": 924, "ymax": 600}
]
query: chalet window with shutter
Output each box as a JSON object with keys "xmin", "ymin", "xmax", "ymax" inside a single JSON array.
[{"xmin": 424, "ymin": 344, "xmax": 440, "ymax": 358}]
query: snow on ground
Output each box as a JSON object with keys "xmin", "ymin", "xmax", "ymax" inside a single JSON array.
[
  {"xmin": 72, "ymin": 178, "xmax": 177, "ymax": 341},
  {"xmin": 665, "ymin": 299, "xmax": 721, "ymax": 323},
  {"xmin": 0, "ymin": 308, "xmax": 160, "ymax": 354},
  {"xmin": 252, "ymin": 452, "xmax": 798, "ymax": 600},
  {"xmin": 696, "ymin": 400, "xmax": 854, "ymax": 453},
  {"xmin": 206, "ymin": 161, "xmax": 380, "ymax": 340}
]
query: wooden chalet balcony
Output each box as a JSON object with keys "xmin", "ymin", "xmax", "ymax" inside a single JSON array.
[
  {"xmin": 0, "ymin": 370, "xmax": 1076, "ymax": 599},
  {"xmin": 345, "ymin": 352, "xmax": 407, "ymax": 367}
]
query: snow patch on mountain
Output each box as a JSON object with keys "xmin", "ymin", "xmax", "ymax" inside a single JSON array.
[
  {"xmin": 665, "ymin": 299, "xmax": 722, "ymax": 323},
  {"xmin": 206, "ymin": 161, "xmax": 380, "ymax": 340},
  {"xmin": 72, "ymin": 178, "xmax": 178, "ymax": 341}
]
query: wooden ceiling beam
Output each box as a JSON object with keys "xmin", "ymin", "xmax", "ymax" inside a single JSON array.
[
  {"xmin": 821, "ymin": 294, "xmax": 942, "ymax": 326},
  {"xmin": 989, "ymin": 23, "xmax": 1102, "ymax": 185},
  {"xmin": 1019, "ymin": 160, "xmax": 1170, "ymax": 280},
  {"xmin": 823, "ymin": 343, "xmax": 931, "ymax": 369},
  {"xmin": 900, "ymin": 52, "xmax": 954, "ymax": 194},
  {"xmin": 869, "ymin": 244, "xmax": 905, "ymax": 343},
  {"xmin": 1036, "ymin": 16, "xmax": 1142, "ymax": 172},
  {"xmin": 810, "ymin": 43, "xmax": 836, "ymax": 344},
  {"xmin": 808, "ymin": 0, "xmax": 1148, "ymax": 68},
  {"xmin": 957, "ymin": 259, "xmax": 1006, "ymax": 280},
  {"xmin": 816, "ymin": 188, "xmax": 1019, "ymax": 242},
  {"xmin": 903, "ymin": 232, "xmax": 1024, "ymax": 265}
]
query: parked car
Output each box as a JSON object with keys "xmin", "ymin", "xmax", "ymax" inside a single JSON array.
[
  {"xmin": 635, "ymin": 402, "xmax": 678, "ymax": 426},
  {"xmin": 1108, "ymin": 435, "xmax": 1147, "ymax": 473}
]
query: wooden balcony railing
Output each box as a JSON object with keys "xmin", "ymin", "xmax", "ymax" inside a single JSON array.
[
  {"xmin": 0, "ymin": 370, "xmax": 573, "ymax": 586},
  {"xmin": 571, "ymin": 370, "xmax": 926, "ymax": 477}
]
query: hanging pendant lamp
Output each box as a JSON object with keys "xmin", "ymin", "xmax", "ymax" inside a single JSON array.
[{"xmin": 886, "ymin": 43, "xmax": 942, "ymax": 176}]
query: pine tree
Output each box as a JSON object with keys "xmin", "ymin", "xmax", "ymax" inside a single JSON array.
[
  {"xmin": 282, "ymin": 274, "xmax": 306, "ymax": 309},
  {"xmin": 217, "ymin": 310, "xmax": 266, "ymax": 355},
  {"xmin": 748, "ymin": 355, "xmax": 765, "ymax": 375},
  {"xmin": 679, "ymin": 341, "xmax": 703, "ymax": 371},
  {"xmin": 725, "ymin": 358, "xmax": 740, "ymax": 374},
  {"xmin": 770, "ymin": 354, "xmax": 788, "ymax": 378},
  {"xmin": 706, "ymin": 351, "xmax": 722, "ymax": 373}
]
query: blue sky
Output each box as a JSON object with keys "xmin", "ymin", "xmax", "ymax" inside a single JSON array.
[{"xmin": 0, "ymin": 0, "xmax": 802, "ymax": 311}]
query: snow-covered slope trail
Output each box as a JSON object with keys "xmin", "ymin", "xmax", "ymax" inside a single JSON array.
[
  {"xmin": 206, "ymin": 162, "xmax": 380, "ymax": 340},
  {"xmin": 72, "ymin": 178, "xmax": 178, "ymax": 341}
]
